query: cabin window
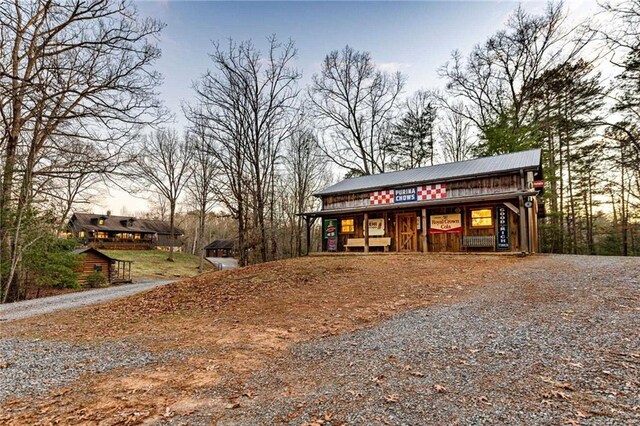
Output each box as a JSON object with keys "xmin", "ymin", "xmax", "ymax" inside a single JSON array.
[
  {"xmin": 94, "ymin": 265, "xmax": 103, "ymax": 273},
  {"xmin": 96, "ymin": 231, "xmax": 108, "ymax": 239},
  {"xmin": 471, "ymin": 209, "xmax": 493, "ymax": 228},
  {"xmin": 78, "ymin": 231, "xmax": 85, "ymax": 238},
  {"xmin": 134, "ymin": 233, "xmax": 141, "ymax": 240},
  {"xmin": 98, "ymin": 218, "xmax": 105, "ymax": 225},
  {"xmin": 340, "ymin": 218, "xmax": 355, "ymax": 234}
]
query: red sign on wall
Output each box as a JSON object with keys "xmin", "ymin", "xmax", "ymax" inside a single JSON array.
[{"xmin": 429, "ymin": 213, "xmax": 463, "ymax": 234}]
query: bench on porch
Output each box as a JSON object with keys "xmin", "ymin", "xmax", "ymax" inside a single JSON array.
[
  {"xmin": 462, "ymin": 235, "xmax": 496, "ymax": 248},
  {"xmin": 345, "ymin": 237, "xmax": 392, "ymax": 252}
]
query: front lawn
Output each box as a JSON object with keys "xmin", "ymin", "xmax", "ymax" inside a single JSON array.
[{"xmin": 101, "ymin": 249, "xmax": 212, "ymax": 279}]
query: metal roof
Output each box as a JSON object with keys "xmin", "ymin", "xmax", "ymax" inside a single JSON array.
[{"xmin": 315, "ymin": 149, "xmax": 542, "ymax": 197}]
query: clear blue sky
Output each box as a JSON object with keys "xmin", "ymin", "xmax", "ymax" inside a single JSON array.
[
  {"xmin": 135, "ymin": 0, "xmax": 555, "ymax": 125},
  {"xmin": 108, "ymin": 0, "xmax": 595, "ymax": 214}
]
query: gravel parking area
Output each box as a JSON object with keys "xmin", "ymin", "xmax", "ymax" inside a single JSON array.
[
  {"xmin": 0, "ymin": 279, "xmax": 174, "ymax": 322},
  {"xmin": 0, "ymin": 338, "xmax": 160, "ymax": 403},
  {"xmin": 213, "ymin": 256, "xmax": 639, "ymax": 425}
]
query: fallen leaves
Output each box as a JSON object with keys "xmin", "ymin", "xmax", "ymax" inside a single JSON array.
[
  {"xmin": 433, "ymin": 384, "xmax": 447, "ymax": 393},
  {"xmin": 0, "ymin": 362, "xmax": 11, "ymax": 369},
  {"xmin": 301, "ymin": 412, "xmax": 334, "ymax": 426},
  {"xmin": 384, "ymin": 394, "xmax": 399, "ymax": 403},
  {"xmin": 555, "ymin": 382, "xmax": 575, "ymax": 391},
  {"xmin": 224, "ymin": 402, "xmax": 241, "ymax": 409},
  {"xmin": 478, "ymin": 396, "xmax": 492, "ymax": 406},
  {"xmin": 542, "ymin": 390, "xmax": 571, "ymax": 401}
]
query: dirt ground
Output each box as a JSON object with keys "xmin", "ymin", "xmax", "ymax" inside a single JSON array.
[{"xmin": 0, "ymin": 254, "xmax": 637, "ymax": 425}]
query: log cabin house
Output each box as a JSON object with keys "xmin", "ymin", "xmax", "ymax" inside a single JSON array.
[
  {"xmin": 66, "ymin": 212, "xmax": 185, "ymax": 250},
  {"xmin": 302, "ymin": 149, "xmax": 544, "ymax": 254},
  {"xmin": 72, "ymin": 248, "xmax": 132, "ymax": 284}
]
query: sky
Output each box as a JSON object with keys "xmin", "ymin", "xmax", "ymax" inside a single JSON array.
[{"xmin": 102, "ymin": 0, "xmax": 600, "ymax": 215}]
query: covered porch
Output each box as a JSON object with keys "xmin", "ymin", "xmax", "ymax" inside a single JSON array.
[{"xmin": 303, "ymin": 192, "xmax": 539, "ymax": 254}]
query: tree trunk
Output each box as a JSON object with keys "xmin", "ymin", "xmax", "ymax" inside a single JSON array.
[
  {"xmin": 198, "ymin": 202, "xmax": 206, "ymax": 273},
  {"xmin": 168, "ymin": 201, "xmax": 176, "ymax": 262}
]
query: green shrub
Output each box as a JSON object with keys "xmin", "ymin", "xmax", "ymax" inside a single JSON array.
[
  {"xmin": 24, "ymin": 237, "xmax": 81, "ymax": 289},
  {"xmin": 85, "ymin": 271, "xmax": 109, "ymax": 288}
]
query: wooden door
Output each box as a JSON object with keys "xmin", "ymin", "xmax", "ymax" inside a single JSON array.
[{"xmin": 396, "ymin": 213, "xmax": 417, "ymax": 252}]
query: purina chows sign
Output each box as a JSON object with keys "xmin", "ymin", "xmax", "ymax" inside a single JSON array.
[
  {"xmin": 369, "ymin": 184, "xmax": 447, "ymax": 206},
  {"xmin": 394, "ymin": 187, "xmax": 417, "ymax": 203}
]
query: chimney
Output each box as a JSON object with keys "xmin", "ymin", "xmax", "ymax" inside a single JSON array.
[{"xmin": 106, "ymin": 210, "xmax": 111, "ymax": 216}]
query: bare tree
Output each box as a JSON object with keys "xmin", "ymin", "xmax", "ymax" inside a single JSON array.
[
  {"xmin": 131, "ymin": 129, "xmax": 193, "ymax": 261},
  {"xmin": 186, "ymin": 121, "xmax": 218, "ymax": 272},
  {"xmin": 0, "ymin": 0, "xmax": 164, "ymax": 302},
  {"xmin": 147, "ymin": 190, "xmax": 169, "ymax": 221},
  {"xmin": 284, "ymin": 127, "xmax": 329, "ymax": 256},
  {"xmin": 439, "ymin": 3, "xmax": 594, "ymax": 150},
  {"xmin": 310, "ymin": 45, "xmax": 405, "ymax": 176},
  {"xmin": 438, "ymin": 103, "xmax": 475, "ymax": 162},
  {"xmin": 186, "ymin": 36, "xmax": 301, "ymax": 265}
]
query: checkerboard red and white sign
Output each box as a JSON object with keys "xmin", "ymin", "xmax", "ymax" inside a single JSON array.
[
  {"xmin": 370, "ymin": 190, "xmax": 395, "ymax": 205},
  {"xmin": 417, "ymin": 184, "xmax": 447, "ymax": 200}
]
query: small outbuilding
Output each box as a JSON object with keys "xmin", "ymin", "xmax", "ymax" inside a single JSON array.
[
  {"xmin": 204, "ymin": 239, "xmax": 236, "ymax": 258},
  {"xmin": 72, "ymin": 248, "xmax": 132, "ymax": 285}
]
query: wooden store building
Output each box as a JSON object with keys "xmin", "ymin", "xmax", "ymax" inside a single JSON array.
[{"xmin": 303, "ymin": 149, "xmax": 544, "ymax": 254}]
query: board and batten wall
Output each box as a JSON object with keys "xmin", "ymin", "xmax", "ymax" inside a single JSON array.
[{"xmin": 322, "ymin": 174, "xmax": 521, "ymax": 210}]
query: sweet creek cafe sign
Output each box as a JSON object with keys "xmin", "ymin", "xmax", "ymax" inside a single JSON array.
[{"xmin": 429, "ymin": 213, "xmax": 462, "ymax": 234}]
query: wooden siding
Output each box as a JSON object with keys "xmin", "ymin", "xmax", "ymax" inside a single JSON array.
[
  {"xmin": 76, "ymin": 252, "xmax": 112, "ymax": 284},
  {"xmin": 323, "ymin": 201, "xmax": 521, "ymax": 253},
  {"xmin": 322, "ymin": 174, "xmax": 521, "ymax": 210},
  {"xmin": 322, "ymin": 192, "xmax": 370, "ymax": 211},
  {"xmin": 448, "ymin": 175, "xmax": 519, "ymax": 197}
]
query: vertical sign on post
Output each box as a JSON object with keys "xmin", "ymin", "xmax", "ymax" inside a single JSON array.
[
  {"xmin": 324, "ymin": 218, "xmax": 338, "ymax": 252},
  {"xmin": 496, "ymin": 206, "xmax": 510, "ymax": 250}
]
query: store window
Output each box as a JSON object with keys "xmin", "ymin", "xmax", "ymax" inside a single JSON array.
[
  {"xmin": 471, "ymin": 209, "xmax": 493, "ymax": 227},
  {"xmin": 341, "ymin": 218, "xmax": 355, "ymax": 233}
]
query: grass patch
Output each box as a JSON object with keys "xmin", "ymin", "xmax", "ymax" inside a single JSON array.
[{"xmin": 101, "ymin": 250, "xmax": 212, "ymax": 279}]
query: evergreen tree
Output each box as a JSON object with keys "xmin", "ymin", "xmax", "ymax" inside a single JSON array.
[{"xmin": 386, "ymin": 91, "xmax": 436, "ymax": 170}]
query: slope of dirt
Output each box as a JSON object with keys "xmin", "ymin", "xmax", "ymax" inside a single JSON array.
[{"xmin": 0, "ymin": 255, "xmax": 511, "ymax": 424}]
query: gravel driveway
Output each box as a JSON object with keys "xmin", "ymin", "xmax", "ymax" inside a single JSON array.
[
  {"xmin": 212, "ymin": 255, "xmax": 639, "ymax": 425},
  {"xmin": 0, "ymin": 279, "xmax": 174, "ymax": 322}
]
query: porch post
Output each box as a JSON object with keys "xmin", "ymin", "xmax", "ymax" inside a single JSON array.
[
  {"xmin": 518, "ymin": 195, "xmax": 528, "ymax": 253},
  {"xmin": 421, "ymin": 208, "xmax": 428, "ymax": 253},
  {"xmin": 305, "ymin": 216, "xmax": 312, "ymax": 256},
  {"xmin": 364, "ymin": 212, "xmax": 369, "ymax": 253}
]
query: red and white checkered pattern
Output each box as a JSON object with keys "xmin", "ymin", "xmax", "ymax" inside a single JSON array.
[
  {"xmin": 370, "ymin": 190, "xmax": 395, "ymax": 205},
  {"xmin": 417, "ymin": 184, "xmax": 447, "ymax": 200}
]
